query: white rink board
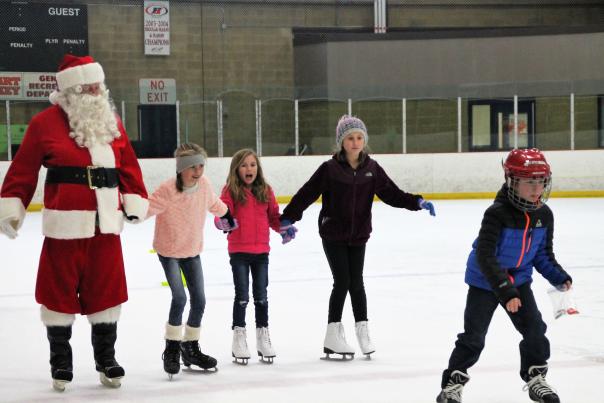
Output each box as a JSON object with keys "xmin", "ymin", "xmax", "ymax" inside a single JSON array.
[{"xmin": 1, "ymin": 149, "xmax": 603, "ymax": 205}]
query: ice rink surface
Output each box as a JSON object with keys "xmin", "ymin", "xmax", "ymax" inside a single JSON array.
[{"xmin": 1, "ymin": 198, "xmax": 602, "ymax": 403}]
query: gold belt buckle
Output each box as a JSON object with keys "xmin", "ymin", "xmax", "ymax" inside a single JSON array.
[{"xmin": 86, "ymin": 166, "xmax": 98, "ymax": 189}]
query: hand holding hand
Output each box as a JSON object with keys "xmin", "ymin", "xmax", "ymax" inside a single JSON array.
[
  {"xmin": 418, "ymin": 198, "xmax": 436, "ymax": 217},
  {"xmin": 0, "ymin": 219, "xmax": 18, "ymax": 239},
  {"xmin": 279, "ymin": 219, "xmax": 298, "ymax": 244},
  {"xmin": 214, "ymin": 211, "xmax": 238, "ymax": 233}
]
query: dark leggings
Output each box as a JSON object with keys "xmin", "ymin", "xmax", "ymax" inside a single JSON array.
[{"xmin": 322, "ymin": 240, "xmax": 367, "ymax": 323}]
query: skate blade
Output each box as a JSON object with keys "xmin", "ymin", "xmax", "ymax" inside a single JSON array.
[
  {"xmin": 99, "ymin": 372, "xmax": 122, "ymax": 388},
  {"xmin": 52, "ymin": 379, "xmax": 70, "ymax": 392},
  {"xmin": 257, "ymin": 352, "xmax": 275, "ymax": 364},
  {"xmin": 232, "ymin": 353, "xmax": 250, "ymax": 365},
  {"xmin": 182, "ymin": 365, "xmax": 219, "ymax": 373},
  {"xmin": 362, "ymin": 350, "xmax": 375, "ymax": 360},
  {"xmin": 321, "ymin": 347, "xmax": 354, "ymax": 361}
]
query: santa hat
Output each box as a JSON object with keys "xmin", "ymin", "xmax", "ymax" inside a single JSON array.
[{"xmin": 55, "ymin": 54, "xmax": 105, "ymax": 91}]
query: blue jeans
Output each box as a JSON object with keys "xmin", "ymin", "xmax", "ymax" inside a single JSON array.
[
  {"xmin": 158, "ymin": 254, "xmax": 206, "ymax": 328},
  {"xmin": 230, "ymin": 253, "xmax": 269, "ymax": 329}
]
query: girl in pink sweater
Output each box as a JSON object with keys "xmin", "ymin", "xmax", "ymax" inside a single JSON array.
[
  {"xmin": 147, "ymin": 143, "xmax": 237, "ymax": 378},
  {"xmin": 216, "ymin": 148, "xmax": 290, "ymax": 365}
]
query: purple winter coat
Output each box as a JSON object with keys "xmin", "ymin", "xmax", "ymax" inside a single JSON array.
[{"xmin": 281, "ymin": 154, "xmax": 422, "ymax": 245}]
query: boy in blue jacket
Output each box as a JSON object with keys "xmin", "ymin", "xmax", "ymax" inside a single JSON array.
[{"xmin": 437, "ymin": 148, "xmax": 572, "ymax": 403}]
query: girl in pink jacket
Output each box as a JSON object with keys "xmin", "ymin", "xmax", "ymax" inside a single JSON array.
[
  {"xmin": 147, "ymin": 143, "xmax": 237, "ymax": 378},
  {"xmin": 216, "ymin": 148, "xmax": 284, "ymax": 365}
]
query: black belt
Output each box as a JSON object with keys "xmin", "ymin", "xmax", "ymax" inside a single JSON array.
[{"xmin": 46, "ymin": 166, "xmax": 119, "ymax": 189}]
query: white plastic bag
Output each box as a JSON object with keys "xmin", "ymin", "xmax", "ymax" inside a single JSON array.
[{"xmin": 547, "ymin": 285, "xmax": 579, "ymax": 319}]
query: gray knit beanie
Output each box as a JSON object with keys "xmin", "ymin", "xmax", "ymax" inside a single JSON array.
[{"xmin": 335, "ymin": 115, "xmax": 368, "ymax": 148}]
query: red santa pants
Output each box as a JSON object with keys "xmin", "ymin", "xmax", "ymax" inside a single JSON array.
[{"xmin": 35, "ymin": 231, "xmax": 128, "ymax": 315}]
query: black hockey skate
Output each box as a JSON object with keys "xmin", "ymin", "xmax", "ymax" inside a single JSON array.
[
  {"xmin": 162, "ymin": 340, "xmax": 181, "ymax": 380},
  {"xmin": 523, "ymin": 365, "xmax": 560, "ymax": 403},
  {"xmin": 436, "ymin": 370, "xmax": 470, "ymax": 403},
  {"xmin": 91, "ymin": 323, "xmax": 125, "ymax": 388},
  {"xmin": 180, "ymin": 340, "xmax": 218, "ymax": 371},
  {"xmin": 47, "ymin": 326, "xmax": 74, "ymax": 392}
]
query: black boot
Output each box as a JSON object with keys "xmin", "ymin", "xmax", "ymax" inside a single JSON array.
[
  {"xmin": 180, "ymin": 340, "xmax": 218, "ymax": 370},
  {"xmin": 91, "ymin": 323, "xmax": 124, "ymax": 387},
  {"xmin": 523, "ymin": 365, "xmax": 560, "ymax": 403},
  {"xmin": 47, "ymin": 326, "xmax": 73, "ymax": 391},
  {"xmin": 162, "ymin": 340, "xmax": 181, "ymax": 378}
]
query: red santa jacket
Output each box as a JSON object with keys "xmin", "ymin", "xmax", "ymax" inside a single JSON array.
[{"xmin": 0, "ymin": 105, "xmax": 148, "ymax": 239}]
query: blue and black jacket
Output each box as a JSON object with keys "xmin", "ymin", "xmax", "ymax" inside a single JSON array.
[{"xmin": 465, "ymin": 184, "xmax": 571, "ymax": 303}]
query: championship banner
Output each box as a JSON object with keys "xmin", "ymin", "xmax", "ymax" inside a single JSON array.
[
  {"xmin": 144, "ymin": 1, "xmax": 170, "ymax": 56},
  {"xmin": 0, "ymin": 3, "xmax": 88, "ymax": 72}
]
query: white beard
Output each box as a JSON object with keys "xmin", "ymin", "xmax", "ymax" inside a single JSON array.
[{"xmin": 55, "ymin": 88, "xmax": 121, "ymax": 148}]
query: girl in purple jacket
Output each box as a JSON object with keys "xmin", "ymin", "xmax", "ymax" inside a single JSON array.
[
  {"xmin": 280, "ymin": 115, "xmax": 435, "ymax": 359},
  {"xmin": 216, "ymin": 149, "xmax": 282, "ymax": 364}
]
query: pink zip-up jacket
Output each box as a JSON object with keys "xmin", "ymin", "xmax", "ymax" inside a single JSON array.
[
  {"xmin": 220, "ymin": 186, "xmax": 281, "ymax": 254},
  {"xmin": 147, "ymin": 176, "xmax": 228, "ymax": 258}
]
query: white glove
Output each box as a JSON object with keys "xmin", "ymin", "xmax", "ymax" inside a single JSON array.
[{"xmin": 0, "ymin": 220, "xmax": 18, "ymax": 239}]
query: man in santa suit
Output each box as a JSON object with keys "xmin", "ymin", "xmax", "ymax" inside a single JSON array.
[{"xmin": 0, "ymin": 54, "xmax": 148, "ymax": 391}]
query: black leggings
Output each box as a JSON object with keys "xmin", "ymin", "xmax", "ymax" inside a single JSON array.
[{"xmin": 322, "ymin": 240, "xmax": 367, "ymax": 323}]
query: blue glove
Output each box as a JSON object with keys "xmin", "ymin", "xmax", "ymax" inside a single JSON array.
[
  {"xmin": 418, "ymin": 198, "xmax": 436, "ymax": 217},
  {"xmin": 279, "ymin": 219, "xmax": 298, "ymax": 244}
]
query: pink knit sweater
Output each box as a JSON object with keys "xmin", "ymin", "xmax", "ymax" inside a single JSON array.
[{"xmin": 147, "ymin": 176, "xmax": 228, "ymax": 258}]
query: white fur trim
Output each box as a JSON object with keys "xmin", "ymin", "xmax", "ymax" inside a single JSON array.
[
  {"xmin": 88, "ymin": 143, "xmax": 124, "ymax": 234},
  {"xmin": 0, "ymin": 197, "xmax": 26, "ymax": 230},
  {"xmin": 43, "ymin": 209, "xmax": 96, "ymax": 239},
  {"xmin": 122, "ymin": 194, "xmax": 149, "ymax": 223},
  {"xmin": 49, "ymin": 90, "xmax": 61, "ymax": 105},
  {"xmin": 56, "ymin": 62, "xmax": 105, "ymax": 91},
  {"xmin": 183, "ymin": 325, "xmax": 201, "ymax": 342},
  {"xmin": 88, "ymin": 142, "xmax": 115, "ymax": 168},
  {"xmin": 40, "ymin": 305, "xmax": 75, "ymax": 326},
  {"xmin": 165, "ymin": 323, "xmax": 184, "ymax": 341},
  {"xmin": 87, "ymin": 305, "xmax": 121, "ymax": 324}
]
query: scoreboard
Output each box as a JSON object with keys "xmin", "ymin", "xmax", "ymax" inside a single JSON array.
[{"xmin": 0, "ymin": 3, "xmax": 88, "ymax": 72}]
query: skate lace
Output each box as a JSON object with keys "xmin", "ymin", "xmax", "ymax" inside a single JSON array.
[
  {"xmin": 236, "ymin": 329, "xmax": 248, "ymax": 350},
  {"xmin": 188, "ymin": 341, "xmax": 209, "ymax": 360},
  {"xmin": 262, "ymin": 329, "xmax": 272, "ymax": 347},
  {"xmin": 358, "ymin": 324, "xmax": 371, "ymax": 345},
  {"xmin": 162, "ymin": 348, "xmax": 179, "ymax": 362},
  {"xmin": 523, "ymin": 374, "xmax": 557, "ymax": 397},
  {"xmin": 442, "ymin": 381, "xmax": 464, "ymax": 400}
]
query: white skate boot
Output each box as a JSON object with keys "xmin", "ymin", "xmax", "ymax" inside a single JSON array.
[
  {"xmin": 232, "ymin": 326, "xmax": 251, "ymax": 365},
  {"xmin": 355, "ymin": 321, "xmax": 375, "ymax": 358},
  {"xmin": 256, "ymin": 327, "xmax": 276, "ymax": 364},
  {"xmin": 322, "ymin": 322, "xmax": 354, "ymax": 360}
]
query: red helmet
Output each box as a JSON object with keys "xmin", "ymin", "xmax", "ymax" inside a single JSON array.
[
  {"xmin": 503, "ymin": 148, "xmax": 552, "ymax": 211},
  {"xmin": 503, "ymin": 148, "xmax": 551, "ymax": 179}
]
